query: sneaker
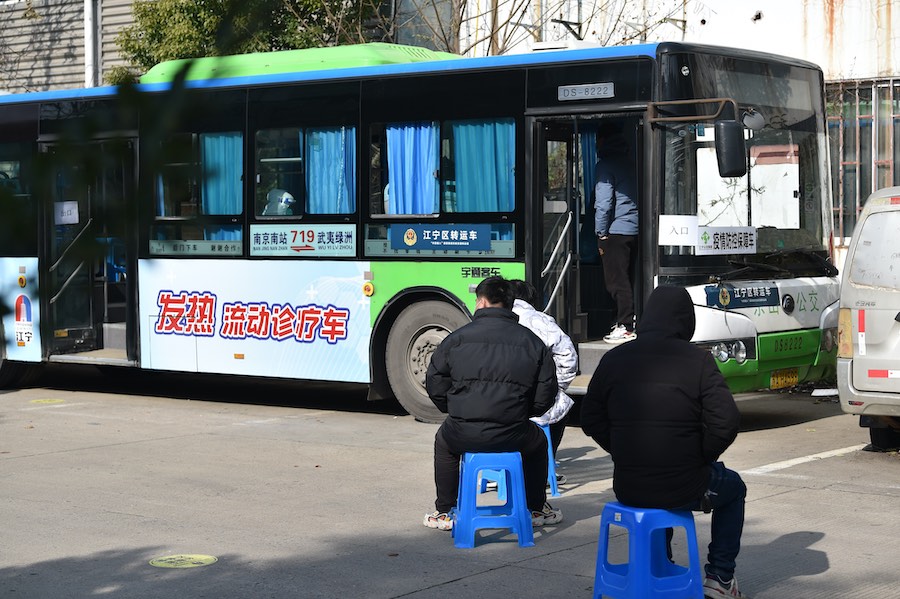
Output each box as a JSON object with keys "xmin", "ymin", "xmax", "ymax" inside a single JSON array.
[
  {"xmin": 547, "ymin": 473, "xmax": 567, "ymax": 489},
  {"xmin": 423, "ymin": 511, "xmax": 453, "ymax": 531},
  {"xmin": 531, "ymin": 502, "xmax": 563, "ymax": 526},
  {"xmin": 603, "ymin": 324, "xmax": 636, "ymax": 344},
  {"xmin": 703, "ymin": 574, "xmax": 749, "ymax": 598}
]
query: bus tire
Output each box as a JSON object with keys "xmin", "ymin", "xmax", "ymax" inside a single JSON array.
[{"xmin": 385, "ymin": 301, "xmax": 468, "ymax": 423}]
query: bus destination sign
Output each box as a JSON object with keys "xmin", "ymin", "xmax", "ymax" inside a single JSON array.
[
  {"xmin": 558, "ymin": 82, "xmax": 615, "ymax": 102},
  {"xmin": 250, "ymin": 224, "xmax": 356, "ymax": 257}
]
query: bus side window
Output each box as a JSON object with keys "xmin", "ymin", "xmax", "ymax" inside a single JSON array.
[
  {"xmin": 256, "ymin": 125, "xmax": 356, "ymax": 217},
  {"xmin": 443, "ymin": 118, "xmax": 515, "ymax": 213},
  {"xmin": 368, "ymin": 127, "xmax": 386, "ymax": 215},
  {"xmin": 256, "ymin": 127, "xmax": 304, "ymax": 217},
  {"xmin": 154, "ymin": 131, "xmax": 243, "ymax": 244},
  {"xmin": 305, "ymin": 126, "xmax": 356, "ymax": 215},
  {"xmin": 378, "ymin": 121, "xmax": 440, "ymax": 216}
]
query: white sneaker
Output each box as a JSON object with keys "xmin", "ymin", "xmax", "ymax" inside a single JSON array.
[
  {"xmin": 423, "ymin": 511, "xmax": 453, "ymax": 531},
  {"xmin": 531, "ymin": 502, "xmax": 563, "ymax": 526},
  {"xmin": 604, "ymin": 324, "xmax": 636, "ymax": 344},
  {"xmin": 703, "ymin": 574, "xmax": 749, "ymax": 598}
]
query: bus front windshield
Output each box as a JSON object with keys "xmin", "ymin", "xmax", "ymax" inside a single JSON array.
[{"xmin": 659, "ymin": 53, "xmax": 832, "ymax": 281}]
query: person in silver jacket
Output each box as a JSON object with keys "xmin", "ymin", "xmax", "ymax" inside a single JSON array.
[{"xmin": 510, "ymin": 280, "xmax": 578, "ymax": 472}]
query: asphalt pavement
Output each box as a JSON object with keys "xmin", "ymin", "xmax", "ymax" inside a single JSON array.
[{"xmin": 1, "ymin": 368, "xmax": 898, "ymax": 598}]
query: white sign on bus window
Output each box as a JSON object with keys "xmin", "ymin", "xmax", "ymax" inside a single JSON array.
[
  {"xmin": 658, "ymin": 215, "xmax": 699, "ymax": 246},
  {"xmin": 696, "ymin": 226, "xmax": 757, "ymax": 255}
]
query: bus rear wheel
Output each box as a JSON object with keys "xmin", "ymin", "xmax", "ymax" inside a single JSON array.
[{"xmin": 385, "ymin": 301, "xmax": 468, "ymax": 423}]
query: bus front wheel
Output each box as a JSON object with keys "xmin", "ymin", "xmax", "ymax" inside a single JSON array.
[{"xmin": 385, "ymin": 301, "xmax": 468, "ymax": 423}]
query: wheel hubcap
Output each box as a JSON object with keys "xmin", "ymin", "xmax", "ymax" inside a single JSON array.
[{"xmin": 408, "ymin": 326, "xmax": 449, "ymax": 386}]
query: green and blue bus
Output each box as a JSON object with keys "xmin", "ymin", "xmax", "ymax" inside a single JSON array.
[{"xmin": 0, "ymin": 41, "xmax": 839, "ymax": 421}]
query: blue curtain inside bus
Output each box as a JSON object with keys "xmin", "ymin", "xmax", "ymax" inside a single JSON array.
[
  {"xmin": 386, "ymin": 123, "xmax": 439, "ymax": 214},
  {"xmin": 305, "ymin": 127, "xmax": 356, "ymax": 214},
  {"xmin": 580, "ymin": 130, "xmax": 599, "ymax": 260},
  {"xmin": 451, "ymin": 119, "xmax": 515, "ymax": 213},
  {"xmin": 201, "ymin": 132, "xmax": 242, "ymax": 240}
]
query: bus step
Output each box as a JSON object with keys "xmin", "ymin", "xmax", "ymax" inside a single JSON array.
[
  {"xmin": 48, "ymin": 349, "xmax": 133, "ymax": 367},
  {"xmin": 103, "ymin": 323, "xmax": 126, "ymax": 351},
  {"xmin": 576, "ymin": 340, "xmax": 616, "ymax": 384}
]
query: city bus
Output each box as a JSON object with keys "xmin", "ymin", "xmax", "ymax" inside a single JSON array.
[{"xmin": 0, "ymin": 41, "xmax": 840, "ymax": 421}]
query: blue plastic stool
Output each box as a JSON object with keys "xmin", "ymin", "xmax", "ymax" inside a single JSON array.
[
  {"xmin": 452, "ymin": 452, "xmax": 535, "ymax": 548},
  {"xmin": 593, "ymin": 501, "xmax": 703, "ymax": 599},
  {"xmin": 479, "ymin": 424, "xmax": 559, "ymax": 500},
  {"xmin": 541, "ymin": 423, "xmax": 560, "ymax": 497}
]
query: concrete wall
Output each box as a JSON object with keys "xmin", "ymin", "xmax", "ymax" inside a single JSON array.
[
  {"xmin": 0, "ymin": 0, "xmax": 133, "ymax": 93},
  {"xmin": 0, "ymin": 0, "xmax": 84, "ymax": 93}
]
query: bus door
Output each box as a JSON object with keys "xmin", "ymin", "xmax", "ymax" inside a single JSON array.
[
  {"xmin": 534, "ymin": 120, "xmax": 581, "ymax": 338},
  {"xmin": 533, "ymin": 115, "xmax": 641, "ymax": 341},
  {"xmin": 41, "ymin": 141, "xmax": 134, "ymax": 359}
]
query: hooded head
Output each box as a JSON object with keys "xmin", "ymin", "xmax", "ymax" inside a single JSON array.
[
  {"xmin": 596, "ymin": 121, "xmax": 629, "ymax": 158},
  {"xmin": 635, "ymin": 285, "xmax": 696, "ymax": 341}
]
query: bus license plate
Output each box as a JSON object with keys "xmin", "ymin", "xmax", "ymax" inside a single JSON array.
[{"xmin": 770, "ymin": 368, "xmax": 799, "ymax": 389}]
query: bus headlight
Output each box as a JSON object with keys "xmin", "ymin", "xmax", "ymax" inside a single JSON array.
[
  {"xmin": 711, "ymin": 343, "xmax": 731, "ymax": 363},
  {"xmin": 731, "ymin": 340, "xmax": 748, "ymax": 364},
  {"xmin": 697, "ymin": 338, "xmax": 756, "ymax": 364}
]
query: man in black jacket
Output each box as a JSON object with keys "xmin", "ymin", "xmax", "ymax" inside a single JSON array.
[
  {"xmin": 423, "ymin": 276, "xmax": 562, "ymax": 531},
  {"xmin": 581, "ymin": 286, "xmax": 749, "ymax": 599}
]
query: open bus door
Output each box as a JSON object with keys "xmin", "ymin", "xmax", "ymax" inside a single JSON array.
[
  {"xmin": 534, "ymin": 115, "xmax": 641, "ymax": 343},
  {"xmin": 40, "ymin": 141, "xmax": 135, "ymax": 363},
  {"xmin": 534, "ymin": 120, "xmax": 581, "ymax": 338}
]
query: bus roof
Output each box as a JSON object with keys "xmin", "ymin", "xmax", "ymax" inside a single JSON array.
[
  {"xmin": 0, "ymin": 42, "xmax": 661, "ymax": 105},
  {"xmin": 139, "ymin": 43, "xmax": 463, "ymax": 84},
  {"xmin": 0, "ymin": 41, "xmax": 821, "ymax": 106}
]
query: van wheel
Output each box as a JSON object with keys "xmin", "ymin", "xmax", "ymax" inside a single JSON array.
[
  {"xmin": 869, "ymin": 424, "xmax": 900, "ymax": 451},
  {"xmin": 385, "ymin": 301, "xmax": 468, "ymax": 423}
]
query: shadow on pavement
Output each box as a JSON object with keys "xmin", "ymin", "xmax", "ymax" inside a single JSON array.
[{"xmin": 23, "ymin": 363, "xmax": 408, "ymax": 417}]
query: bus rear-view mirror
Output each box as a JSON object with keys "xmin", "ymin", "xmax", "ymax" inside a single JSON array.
[{"xmin": 715, "ymin": 120, "xmax": 747, "ymax": 177}]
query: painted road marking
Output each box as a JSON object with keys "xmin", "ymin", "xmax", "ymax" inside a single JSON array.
[
  {"xmin": 741, "ymin": 445, "xmax": 867, "ymax": 475},
  {"xmin": 149, "ymin": 554, "xmax": 217, "ymax": 568}
]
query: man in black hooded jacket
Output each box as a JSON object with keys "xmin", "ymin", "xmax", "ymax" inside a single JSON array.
[
  {"xmin": 581, "ymin": 285, "xmax": 749, "ymax": 599},
  {"xmin": 423, "ymin": 276, "xmax": 562, "ymax": 531}
]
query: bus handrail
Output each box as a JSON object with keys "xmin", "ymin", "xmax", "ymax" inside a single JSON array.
[
  {"xmin": 543, "ymin": 252, "xmax": 572, "ymax": 313},
  {"xmin": 49, "ymin": 260, "xmax": 85, "ymax": 305},
  {"xmin": 541, "ymin": 211, "xmax": 573, "ymax": 278},
  {"xmin": 542, "ymin": 209, "xmax": 569, "ymax": 255},
  {"xmin": 49, "ymin": 217, "xmax": 93, "ymax": 273}
]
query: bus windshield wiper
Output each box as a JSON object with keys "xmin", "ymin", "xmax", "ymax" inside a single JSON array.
[
  {"xmin": 765, "ymin": 248, "xmax": 839, "ymax": 277},
  {"xmin": 712, "ymin": 259, "xmax": 792, "ymax": 283}
]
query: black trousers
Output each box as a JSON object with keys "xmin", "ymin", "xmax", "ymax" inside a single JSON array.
[
  {"xmin": 433, "ymin": 421, "xmax": 548, "ymax": 513},
  {"xmin": 548, "ymin": 413, "xmax": 568, "ymax": 456},
  {"xmin": 599, "ymin": 233, "xmax": 637, "ymax": 329}
]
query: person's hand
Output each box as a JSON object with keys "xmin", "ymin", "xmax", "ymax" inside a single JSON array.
[{"xmin": 597, "ymin": 236, "xmax": 608, "ymax": 255}]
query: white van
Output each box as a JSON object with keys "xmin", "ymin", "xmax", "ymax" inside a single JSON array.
[{"xmin": 837, "ymin": 187, "xmax": 900, "ymax": 450}]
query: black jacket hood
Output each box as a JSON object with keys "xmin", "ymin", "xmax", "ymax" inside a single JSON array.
[{"xmin": 635, "ymin": 285, "xmax": 696, "ymax": 341}]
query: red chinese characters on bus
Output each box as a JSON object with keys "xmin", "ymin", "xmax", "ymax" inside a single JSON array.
[
  {"xmin": 156, "ymin": 291, "xmax": 217, "ymax": 336},
  {"xmin": 163, "ymin": 291, "xmax": 351, "ymax": 344}
]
